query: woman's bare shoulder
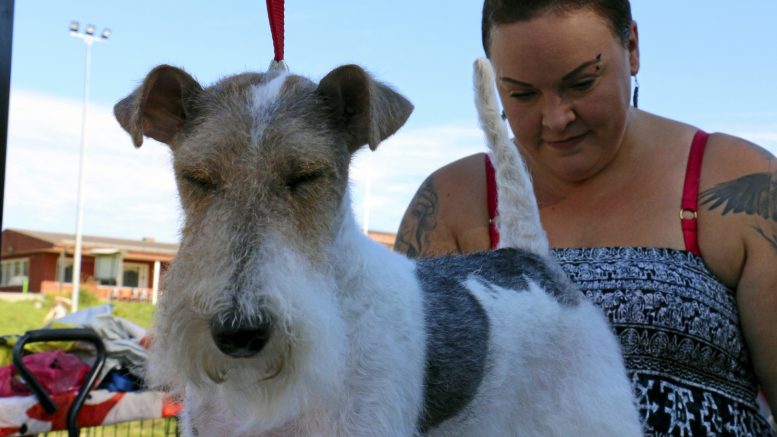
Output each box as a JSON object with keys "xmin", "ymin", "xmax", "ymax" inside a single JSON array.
[
  {"xmin": 394, "ymin": 153, "xmax": 490, "ymax": 257},
  {"xmin": 427, "ymin": 152, "xmax": 487, "ymax": 177},
  {"xmin": 695, "ymin": 131, "xmax": 776, "ymax": 286},
  {"xmin": 705, "ymin": 132, "xmax": 775, "ymax": 175}
]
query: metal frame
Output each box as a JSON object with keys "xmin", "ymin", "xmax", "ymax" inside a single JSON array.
[
  {"xmin": 13, "ymin": 328, "xmax": 107, "ymax": 437},
  {"xmin": 0, "ymin": 0, "xmax": 14, "ymax": 258}
]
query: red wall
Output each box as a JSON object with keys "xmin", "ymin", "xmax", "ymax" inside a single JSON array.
[
  {"xmin": 29, "ymin": 253, "xmax": 57, "ymax": 292},
  {"xmin": 1, "ymin": 231, "xmax": 51, "ymax": 255},
  {"xmin": 24, "ymin": 254, "xmax": 96, "ymax": 292}
]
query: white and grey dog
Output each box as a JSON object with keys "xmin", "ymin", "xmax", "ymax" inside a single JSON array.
[{"xmin": 114, "ymin": 58, "xmax": 642, "ymax": 436}]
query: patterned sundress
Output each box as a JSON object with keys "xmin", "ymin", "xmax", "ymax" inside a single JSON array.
[{"xmin": 553, "ymin": 247, "xmax": 775, "ymax": 436}]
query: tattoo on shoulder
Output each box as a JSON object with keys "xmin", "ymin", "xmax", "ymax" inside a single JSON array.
[
  {"xmin": 700, "ymin": 171, "xmax": 777, "ymax": 220},
  {"xmin": 700, "ymin": 170, "xmax": 777, "ymax": 251},
  {"xmin": 395, "ymin": 178, "xmax": 439, "ymax": 258},
  {"xmin": 753, "ymin": 225, "xmax": 777, "ymax": 253}
]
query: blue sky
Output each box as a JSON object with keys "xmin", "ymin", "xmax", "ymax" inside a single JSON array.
[{"xmin": 4, "ymin": 1, "xmax": 777, "ymax": 243}]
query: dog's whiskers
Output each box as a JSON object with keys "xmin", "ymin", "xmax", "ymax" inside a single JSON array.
[
  {"xmin": 205, "ymin": 365, "xmax": 227, "ymax": 384},
  {"xmin": 259, "ymin": 360, "xmax": 284, "ymax": 382}
]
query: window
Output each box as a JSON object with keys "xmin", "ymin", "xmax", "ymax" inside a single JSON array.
[
  {"xmin": 95, "ymin": 254, "xmax": 121, "ymax": 286},
  {"xmin": 56, "ymin": 258, "xmax": 74, "ymax": 283},
  {"xmin": 1, "ymin": 258, "xmax": 29, "ymax": 286},
  {"xmin": 122, "ymin": 263, "xmax": 149, "ymax": 288}
]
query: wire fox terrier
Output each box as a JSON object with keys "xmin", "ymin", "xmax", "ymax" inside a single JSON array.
[{"xmin": 114, "ymin": 58, "xmax": 642, "ymax": 436}]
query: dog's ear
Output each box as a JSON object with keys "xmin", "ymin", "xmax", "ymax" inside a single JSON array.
[
  {"xmin": 114, "ymin": 65, "xmax": 202, "ymax": 148},
  {"xmin": 316, "ymin": 64, "xmax": 413, "ymax": 153}
]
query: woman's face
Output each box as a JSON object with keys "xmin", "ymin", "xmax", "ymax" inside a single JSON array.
[{"xmin": 489, "ymin": 8, "xmax": 639, "ymax": 183}]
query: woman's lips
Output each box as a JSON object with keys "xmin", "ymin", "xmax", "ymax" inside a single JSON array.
[{"xmin": 544, "ymin": 132, "xmax": 587, "ymax": 151}]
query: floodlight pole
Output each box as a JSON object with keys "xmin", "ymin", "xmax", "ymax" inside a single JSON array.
[{"xmin": 69, "ymin": 23, "xmax": 109, "ymax": 312}]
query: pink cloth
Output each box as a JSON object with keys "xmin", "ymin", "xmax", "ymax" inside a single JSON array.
[{"xmin": 0, "ymin": 350, "xmax": 90, "ymax": 397}]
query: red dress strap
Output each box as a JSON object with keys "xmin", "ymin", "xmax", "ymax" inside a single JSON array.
[
  {"xmin": 485, "ymin": 154, "xmax": 500, "ymax": 249},
  {"xmin": 681, "ymin": 130, "xmax": 710, "ymax": 257},
  {"xmin": 485, "ymin": 132, "xmax": 710, "ymax": 256}
]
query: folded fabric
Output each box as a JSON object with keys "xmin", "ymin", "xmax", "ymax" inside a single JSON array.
[
  {"xmin": 0, "ymin": 389, "xmax": 181, "ymax": 436},
  {"xmin": 85, "ymin": 315, "xmax": 148, "ymax": 382},
  {"xmin": 47, "ymin": 305, "xmax": 149, "ymax": 382},
  {"xmin": 0, "ymin": 336, "xmax": 79, "ymax": 368},
  {"xmin": 98, "ymin": 368, "xmax": 143, "ymax": 392},
  {"xmin": 0, "ymin": 350, "xmax": 90, "ymax": 397}
]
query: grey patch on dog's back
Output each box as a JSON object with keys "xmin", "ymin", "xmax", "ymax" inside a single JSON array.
[
  {"xmin": 415, "ymin": 258, "xmax": 489, "ymax": 433},
  {"xmin": 438, "ymin": 248, "xmax": 581, "ymax": 305},
  {"xmin": 415, "ymin": 248, "xmax": 581, "ymax": 432}
]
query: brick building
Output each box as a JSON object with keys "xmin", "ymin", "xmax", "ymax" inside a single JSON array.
[
  {"xmin": 1, "ymin": 229, "xmax": 177, "ymax": 301},
  {"xmin": 1, "ymin": 228, "xmax": 396, "ymax": 302}
]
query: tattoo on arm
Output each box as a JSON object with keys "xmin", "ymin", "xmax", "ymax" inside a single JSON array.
[
  {"xmin": 753, "ymin": 225, "xmax": 777, "ymax": 252},
  {"xmin": 700, "ymin": 170, "xmax": 777, "ymax": 252},
  {"xmin": 395, "ymin": 178, "xmax": 439, "ymax": 258}
]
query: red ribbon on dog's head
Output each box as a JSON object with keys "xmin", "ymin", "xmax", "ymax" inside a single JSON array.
[{"xmin": 266, "ymin": 0, "xmax": 288, "ymax": 72}]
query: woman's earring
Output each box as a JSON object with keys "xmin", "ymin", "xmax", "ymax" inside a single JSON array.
[
  {"xmin": 501, "ymin": 110, "xmax": 507, "ymax": 121},
  {"xmin": 632, "ymin": 76, "xmax": 639, "ymax": 108}
]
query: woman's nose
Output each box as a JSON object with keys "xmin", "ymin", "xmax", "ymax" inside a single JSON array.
[{"xmin": 541, "ymin": 96, "xmax": 575, "ymax": 132}]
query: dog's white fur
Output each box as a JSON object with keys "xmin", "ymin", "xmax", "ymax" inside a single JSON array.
[
  {"xmin": 474, "ymin": 60, "xmax": 549, "ymax": 255},
  {"xmin": 115, "ymin": 59, "xmax": 642, "ymax": 436},
  {"xmin": 183, "ymin": 222, "xmax": 429, "ymax": 435},
  {"xmin": 417, "ymin": 58, "xmax": 642, "ymax": 436}
]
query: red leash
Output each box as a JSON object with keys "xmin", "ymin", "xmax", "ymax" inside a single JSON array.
[{"xmin": 266, "ymin": 0, "xmax": 285, "ymax": 65}]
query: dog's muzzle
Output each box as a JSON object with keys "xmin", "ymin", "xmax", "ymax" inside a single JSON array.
[{"xmin": 210, "ymin": 314, "xmax": 273, "ymax": 358}]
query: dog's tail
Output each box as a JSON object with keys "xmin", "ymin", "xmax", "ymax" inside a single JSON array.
[{"xmin": 473, "ymin": 58, "xmax": 549, "ymax": 256}]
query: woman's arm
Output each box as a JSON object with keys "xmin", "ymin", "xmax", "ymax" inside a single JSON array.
[
  {"xmin": 701, "ymin": 138, "xmax": 777, "ymax": 417},
  {"xmin": 735, "ymin": 155, "xmax": 777, "ymax": 418},
  {"xmin": 394, "ymin": 154, "xmax": 491, "ymax": 258},
  {"xmin": 394, "ymin": 175, "xmax": 458, "ymax": 257}
]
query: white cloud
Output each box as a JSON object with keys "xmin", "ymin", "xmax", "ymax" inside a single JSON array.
[
  {"xmin": 349, "ymin": 124, "xmax": 487, "ymax": 233},
  {"xmin": 16, "ymin": 89, "xmax": 774, "ymax": 244},
  {"xmin": 3, "ymin": 90, "xmax": 486, "ymax": 243},
  {"xmin": 4, "ymin": 89, "xmax": 181, "ymax": 243}
]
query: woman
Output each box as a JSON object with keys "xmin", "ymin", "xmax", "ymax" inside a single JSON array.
[{"xmin": 395, "ymin": 0, "xmax": 776, "ymax": 434}]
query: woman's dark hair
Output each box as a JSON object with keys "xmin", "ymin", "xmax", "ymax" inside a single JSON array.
[{"xmin": 482, "ymin": 0, "xmax": 633, "ymax": 56}]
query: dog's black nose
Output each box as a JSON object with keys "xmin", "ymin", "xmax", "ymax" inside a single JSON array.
[{"xmin": 210, "ymin": 317, "xmax": 272, "ymax": 358}]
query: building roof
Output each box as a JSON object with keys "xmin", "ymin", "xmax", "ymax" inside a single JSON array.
[
  {"xmin": 367, "ymin": 230, "xmax": 396, "ymax": 249},
  {"xmin": 3, "ymin": 228, "xmax": 178, "ymax": 257},
  {"xmin": 3, "ymin": 228, "xmax": 397, "ymax": 257}
]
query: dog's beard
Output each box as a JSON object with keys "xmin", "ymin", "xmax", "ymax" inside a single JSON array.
[{"xmin": 148, "ymin": 241, "xmax": 349, "ymax": 432}]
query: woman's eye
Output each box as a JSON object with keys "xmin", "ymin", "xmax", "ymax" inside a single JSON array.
[
  {"xmin": 570, "ymin": 79, "xmax": 595, "ymax": 92},
  {"xmin": 509, "ymin": 91, "xmax": 536, "ymax": 101}
]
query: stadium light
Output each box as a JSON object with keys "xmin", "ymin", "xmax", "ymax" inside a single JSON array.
[{"xmin": 68, "ymin": 21, "xmax": 110, "ymax": 312}]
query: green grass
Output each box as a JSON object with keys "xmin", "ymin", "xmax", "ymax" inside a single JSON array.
[
  {"xmin": 0, "ymin": 299, "xmax": 51, "ymax": 335},
  {"xmin": 111, "ymin": 301, "xmax": 156, "ymax": 329},
  {"xmin": 0, "ymin": 292, "xmax": 157, "ymax": 336},
  {"xmin": 42, "ymin": 417, "xmax": 178, "ymax": 436}
]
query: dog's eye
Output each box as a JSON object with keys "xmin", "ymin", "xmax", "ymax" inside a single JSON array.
[
  {"xmin": 286, "ymin": 170, "xmax": 324, "ymax": 192},
  {"xmin": 182, "ymin": 171, "xmax": 217, "ymax": 192}
]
